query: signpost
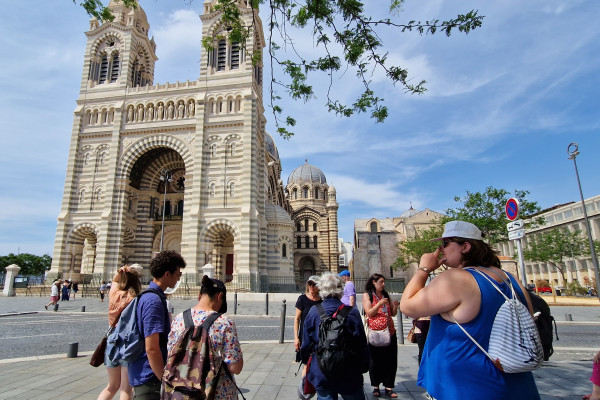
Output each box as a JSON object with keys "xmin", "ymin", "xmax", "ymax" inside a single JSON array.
[{"xmin": 506, "ymin": 199, "xmax": 527, "ymax": 286}]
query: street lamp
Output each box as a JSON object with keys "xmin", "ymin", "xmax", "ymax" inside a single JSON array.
[
  {"xmin": 159, "ymin": 168, "xmax": 173, "ymax": 252},
  {"xmin": 567, "ymin": 142, "xmax": 600, "ymax": 300}
]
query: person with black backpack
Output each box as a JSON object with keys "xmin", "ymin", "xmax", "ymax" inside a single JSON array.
[{"xmin": 300, "ymin": 272, "xmax": 369, "ymax": 400}]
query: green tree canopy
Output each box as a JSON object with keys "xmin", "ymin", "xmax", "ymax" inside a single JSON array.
[
  {"xmin": 73, "ymin": 0, "xmax": 484, "ymax": 138},
  {"xmin": 522, "ymin": 228, "xmax": 593, "ymax": 284},
  {"xmin": 0, "ymin": 253, "xmax": 52, "ymax": 276},
  {"xmin": 445, "ymin": 187, "xmax": 544, "ymax": 245},
  {"xmin": 391, "ymin": 223, "xmax": 444, "ymax": 271}
]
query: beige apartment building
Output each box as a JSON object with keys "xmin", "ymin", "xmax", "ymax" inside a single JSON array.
[
  {"xmin": 497, "ymin": 194, "xmax": 600, "ymax": 289},
  {"xmin": 48, "ymin": 0, "xmax": 338, "ymax": 289}
]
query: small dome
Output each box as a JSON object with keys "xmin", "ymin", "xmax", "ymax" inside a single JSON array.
[
  {"xmin": 288, "ymin": 160, "xmax": 326, "ymax": 185},
  {"xmin": 400, "ymin": 206, "xmax": 419, "ymax": 218},
  {"xmin": 265, "ymin": 203, "xmax": 293, "ymax": 225},
  {"xmin": 328, "ymin": 184, "xmax": 336, "ymax": 194},
  {"xmin": 265, "ymin": 132, "xmax": 279, "ymax": 160}
]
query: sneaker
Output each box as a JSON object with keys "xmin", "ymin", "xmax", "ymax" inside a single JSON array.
[{"xmin": 44, "ymin": 305, "xmax": 48, "ymax": 310}]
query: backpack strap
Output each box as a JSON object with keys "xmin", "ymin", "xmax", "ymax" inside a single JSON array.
[
  {"xmin": 316, "ymin": 303, "xmax": 329, "ymax": 322},
  {"xmin": 467, "ymin": 267, "xmax": 517, "ymax": 301}
]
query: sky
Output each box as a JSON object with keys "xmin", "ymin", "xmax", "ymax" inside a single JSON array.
[{"xmin": 0, "ymin": 0, "xmax": 599, "ymax": 256}]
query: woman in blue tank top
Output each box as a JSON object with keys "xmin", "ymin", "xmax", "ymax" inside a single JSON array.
[{"xmin": 399, "ymin": 221, "xmax": 540, "ymax": 400}]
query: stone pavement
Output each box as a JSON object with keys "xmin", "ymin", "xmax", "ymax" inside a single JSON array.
[{"xmin": 0, "ymin": 342, "xmax": 595, "ymax": 400}]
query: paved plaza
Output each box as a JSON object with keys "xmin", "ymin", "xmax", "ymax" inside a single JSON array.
[{"xmin": 1, "ymin": 295, "xmax": 600, "ymax": 399}]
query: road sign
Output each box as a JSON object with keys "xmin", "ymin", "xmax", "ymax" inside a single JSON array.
[
  {"xmin": 506, "ymin": 198, "xmax": 520, "ymax": 221},
  {"xmin": 507, "ymin": 219, "xmax": 524, "ymax": 231},
  {"xmin": 508, "ymin": 228, "xmax": 525, "ymax": 240}
]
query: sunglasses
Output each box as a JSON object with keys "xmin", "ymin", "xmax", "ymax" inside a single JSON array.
[{"xmin": 441, "ymin": 238, "xmax": 464, "ymax": 248}]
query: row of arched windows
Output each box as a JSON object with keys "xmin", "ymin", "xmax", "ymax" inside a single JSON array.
[
  {"xmin": 84, "ymin": 107, "xmax": 115, "ymax": 126},
  {"xmin": 296, "ymin": 219, "xmax": 318, "ymax": 232},
  {"xmin": 208, "ymin": 40, "xmax": 242, "ymax": 72},
  {"xmin": 290, "ymin": 186, "xmax": 326, "ymax": 200},
  {"xmin": 296, "ymin": 235, "xmax": 318, "ymax": 249},
  {"xmin": 125, "ymin": 100, "xmax": 195, "ymax": 123},
  {"xmin": 90, "ymin": 52, "xmax": 120, "ymax": 85},
  {"xmin": 207, "ymin": 96, "xmax": 243, "ymax": 114}
]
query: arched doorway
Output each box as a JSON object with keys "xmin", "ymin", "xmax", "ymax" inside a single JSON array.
[
  {"xmin": 202, "ymin": 221, "xmax": 239, "ymax": 283},
  {"xmin": 126, "ymin": 147, "xmax": 186, "ymax": 264},
  {"xmin": 299, "ymin": 256, "xmax": 316, "ymax": 277},
  {"xmin": 65, "ymin": 224, "xmax": 98, "ymax": 283}
]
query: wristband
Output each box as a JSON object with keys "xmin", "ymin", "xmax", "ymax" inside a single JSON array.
[{"xmin": 417, "ymin": 267, "xmax": 431, "ymax": 274}]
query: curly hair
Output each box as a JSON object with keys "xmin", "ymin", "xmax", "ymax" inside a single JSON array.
[
  {"xmin": 149, "ymin": 250, "xmax": 186, "ymax": 278},
  {"xmin": 317, "ymin": 272, "xmax": 343, "ymax": 299},
  {"xmin": 118, "ymin": 267, "xmax": 141, "ymax": 297}
]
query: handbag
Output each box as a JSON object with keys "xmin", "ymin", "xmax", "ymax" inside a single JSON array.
[
  {"xmin": 90, "ymin": 326, "xmax": 113, "ymax": 367},
  {"xmin": 297, "ymin": 355, "xmax": 316, "ymax": 400},
  {"xmin": 407, "ymin": 326, "xmax": 417, "ymax": 344},
  {"xmin": 90, "ymin": 336, "xmax": 107, "ymax": 367},
  {"xmin": 367, "ymin": 325, "xmax": 391, "ymax": 347}
]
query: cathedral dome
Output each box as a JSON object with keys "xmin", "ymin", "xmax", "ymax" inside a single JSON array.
[
  {"xmin": 287, "ymin": 160, "xmax": 326, "ymax": 185},
  {"xmin": 400, "ymin": 206, "xmax": 419, "ymax": 218},
  {"xmin": 265, "ymin": 203, "xmax": 293, "ymax": 225},
  {"xmin": 265, "ymin": 132, "xmax": 279, "ymax": 161}
]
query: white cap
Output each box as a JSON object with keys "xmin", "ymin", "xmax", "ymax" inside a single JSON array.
[{"xmin": 431, "ymin": 221, "xmax": 483, "ymax": 241}]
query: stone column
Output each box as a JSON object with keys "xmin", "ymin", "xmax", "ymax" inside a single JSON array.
[{"xmin": 3, "ymin": 264, "xmax": 21, "ymax": 297}]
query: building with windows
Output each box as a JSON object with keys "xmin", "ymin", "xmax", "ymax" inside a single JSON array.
[
  {"xmin": 48, "ymin": 0, "xmax": 307, "ymax": 289},
  {"xmin": 338, "ymin": 239, "xmax": 354, "ymax": 271},
  {"xmin": 285, "ymin": 161, "xmax": 339, "ymax": 278},
  {"xmin": 497, "ymin": 194, "xmax": 600, "ymax": 289},
  {"xmin": 353, "ymin": 208, "xmax": 444, "ymax": 282}
]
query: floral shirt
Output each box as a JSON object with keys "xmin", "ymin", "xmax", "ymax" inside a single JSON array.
[{"xmin": 167, "ymin": 309, "xmax": 243, "ymax": 400}]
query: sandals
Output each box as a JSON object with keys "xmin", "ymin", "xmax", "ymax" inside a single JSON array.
[
  {"xmin": 385, "ymin": 389, "xmax": 398, "ymax": 398},
  {"xmin": 373, "ymin": 388, "xmax": 381, "ymax": 397}
]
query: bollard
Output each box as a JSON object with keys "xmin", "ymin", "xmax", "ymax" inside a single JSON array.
[
  {"xmin": 279, "ymin": 299, "xmax": 287, "ymax": 344},
  {"xmin": 67, "ymin": 342, "xmax": 78, "ymax": 358},
  {"xmin": 81, "ymin": 306, "xmax": 86, "ymax": 312},
  {"xmin": 265, "ymin": 292, "xmax": 269, "ymax": 315},
  {"xmin": 565, "ymin": 313, "xmax": 573, "ymax": 321},
  {"xmin": 397, "ymin": 311, "xmax": 404, "ymax": 344},
  {"xmin": 234, "ymin": 292, "xmax": 238, "ymax": 315},
  {"xmin": 53, "ymin": 303, "xmax": 59, "ymax": 312}
]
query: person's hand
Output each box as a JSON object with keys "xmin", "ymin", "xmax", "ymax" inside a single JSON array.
[
  {"xmin": 294, "ymin": 337, "xmax": 301, "ymax": 352},
  {"xmin": 378, "ymin": 298, "xmax": 389, "ymax": 307},
  {"xmin": 419, "ymin": 248, "xmax": 446, "ymax": 273},
  {"xmin": 594, "ymin": 350, "xmax": 600, "ymax": 363}
]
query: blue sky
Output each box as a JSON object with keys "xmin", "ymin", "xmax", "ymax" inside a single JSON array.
[{"xmin": 0, "ymin": 0, "xmax": 599, "ymax": 256}]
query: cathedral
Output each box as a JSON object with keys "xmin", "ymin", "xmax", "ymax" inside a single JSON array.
[{"xmin": 48, "ymin": 0, "xmax": 338, "ymax": 290}]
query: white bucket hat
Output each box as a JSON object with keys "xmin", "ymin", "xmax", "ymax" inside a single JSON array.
[{"xmin": 431, "ymin": 221, "xmax": 483, "ymax": 241}]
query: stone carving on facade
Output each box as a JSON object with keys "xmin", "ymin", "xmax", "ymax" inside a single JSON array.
[
  {"xmin": 188, "ymin": 101, "xmax": 195, "ymax": 117},
  {"xmin": 146, "ymin": 104, "xmax": 154, "ymax": 121},
  {"xmin": 167, "ymin": 102, "xmax": 174, "ymax": 119},
  {"xmin": 157, "ymin": 103, "xmax": 164, "ymax": 120},
  {"xmin": 177, "ymin": 102, "xmax": 185, "ymax": 118}
]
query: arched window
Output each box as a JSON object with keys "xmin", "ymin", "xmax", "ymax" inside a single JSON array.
[
  {"xmin": 99, "ymin": 54, "xmax": 108, "ymax": 84},
  {"xmin": 315, "ymin": 188, "xmax": 319, "ymax": 199},
  {"xmin": 230, "ymin": 41, "xmax": 240, "ymax": 69},
  {"xmin": 304, "ymin": 187, "xmax": 309, "ymax": 198},
  {"xmin": 305, "ymin": 219, "xmax": 309, "ymax": 231},
  {"xmin": 282, "ymin": 244, "xmax": 287, "ymax": 258},
  {"xmin": 293, "ymin": 188, "xmax": 297, "ymax": 200},
  {"xmin": 313, "ymin": 236, "xmax": 318, "ymax": 248},
  {"xmin": 229, "ymin": 182, "xmax": 235, "ymax": 197},
  {"xmin": 313, "ymin": 223, "xmax": 317, "ymax": 231},
  {"xmin": 109, "ymin": 53, "xmax": 120, "ymax": 83},
  {"xmin": 297, "ymin": 236, "xmax": 302, "ymax": 249},
  {"xmin": 297, "ymin": 223, "xmax": 302, "ymax": 232},
  {"xmin": 370, "ymin": 222, "xmax": 378, "ymax": 233},
  {"xmin": 164, "ymin": 201, "xmax": 171, "ymax": 216},
  {"xmin": 305, "ymin": 236, "xmax": 310, "ymax": 248},
  {"xmin": 177, "ymin": 200, "xmax": 184, "ymax": 216},
  {"xmin": 210, "ymin": 183, "xmax": 216, "ymax": 198},
  {"xmin": 217, "ymin": 40, "xmax": 226, "ymax": 71}
]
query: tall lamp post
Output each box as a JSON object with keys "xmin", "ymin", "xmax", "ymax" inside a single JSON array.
[
  {"xmin": 159, "ymin": 168, "xmax": 172, "ymax": 252},
  {"xmin": 567, "ymin": 142, "xmax": 600, "ymax": 301}
]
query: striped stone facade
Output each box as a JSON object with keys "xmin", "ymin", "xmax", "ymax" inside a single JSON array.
[{"xmin": 48, "ymin": 0, "xmax": 296, "ymax": 288}]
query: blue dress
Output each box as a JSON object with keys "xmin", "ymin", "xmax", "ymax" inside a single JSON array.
[{"xmin": 417, "ymin": 268, "xmax": 540, "ymax": 400}]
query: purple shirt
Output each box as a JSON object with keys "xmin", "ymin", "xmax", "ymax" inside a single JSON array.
[
  {"xmin": 128, "ymin": 282, "xmax": 169, "ymax": 386},
  {"xmin": 341, "ymin": 280, "xmax": 356, "ymax": 306}
]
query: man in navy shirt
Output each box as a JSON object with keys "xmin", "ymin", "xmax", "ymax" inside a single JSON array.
[{"xmin": 128, "ymin": 251, "xmax": 185, "ymax": 399}]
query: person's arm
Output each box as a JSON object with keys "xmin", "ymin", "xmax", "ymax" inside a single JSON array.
[
  {"xmin": 145, "ymin": 333, "xmax": 164, "ymax": 380},
  {"xmin": 362, "ymin": 292, "xmax": 388, "ymax": 317},
  {"xmin": 400, "ymin": 249, "xmax": 479, "ymax": 322},
  {"xmin": 349, "ymin": 282, "xmax": 356, "ymax": 307},
  {"xmin": 228, "ymin": 359, "xmax": 244, "ymax": 374},
  {"xmin": 294, "ymin": 308, "xmax": 302, "ymax": 351}
]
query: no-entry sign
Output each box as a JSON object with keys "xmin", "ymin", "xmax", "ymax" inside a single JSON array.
[{"xmin": 505, "ymin": 198, "xmax": 520, "ymax": 221}]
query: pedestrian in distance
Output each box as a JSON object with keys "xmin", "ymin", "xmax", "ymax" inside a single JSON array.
[
  {"xmin": 363, "ymin": 274, "xmax": 399, "ymax": 398},
  {"xmin": 128, "ymin": 250, "xmax": 185, "ymax": 400},
  {"xmin": 72, "ymin": 281, "xmax": 79, "ymax": 299},
  {"xmin": 97, "ymin": 265, "xmax": 142, "ymax": 400},
  {"xmin": 61, "ymin": 280, "xmax": 70, "ymax": 301},
  {"xmin": 300, "ymin": 272, "xmax": 369, "ymax": 400},
  {"xmin": 400, "ymin": 220, "xmax": 540, "ymax": 400},
  {"xmin": 583, "ymin": 349, "xmax": 600, "ymax": 400},
  {"xmin": 295, "ymin": 276, "xmax": 322, "ymax": 365},
  {"xmin": 339, "ymin": 270, "xmax": 356, "ymax": 307},
  {"xmin": 45, "ymin": 279, "xmax": 61, "ymax": 310},
  {"xmin": 166, "ymin": 275, "xmax": 243, "ymax": 399},
  {"xmin": 100, "ymin": 281, "xmax": 108, "ymax": 302}
]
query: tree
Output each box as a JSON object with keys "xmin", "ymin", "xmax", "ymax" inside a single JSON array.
[
  {"xmin": 73, "ymin": 0, "xmax": 484, "ymax": 138},
  {"xmin": 522, "ymin": 228, "xmax": 591, "ymax": 285},
  {"xmin": 391, "ymin": 223, "xmax": 444, "ymax": 271},
  {"xmin": 0, "ymin": 253, "xmax": 52, "ymax": 276},
  {"xmin": 445, "ymin": 187, "xmax": 544, "ymax": 245}
]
